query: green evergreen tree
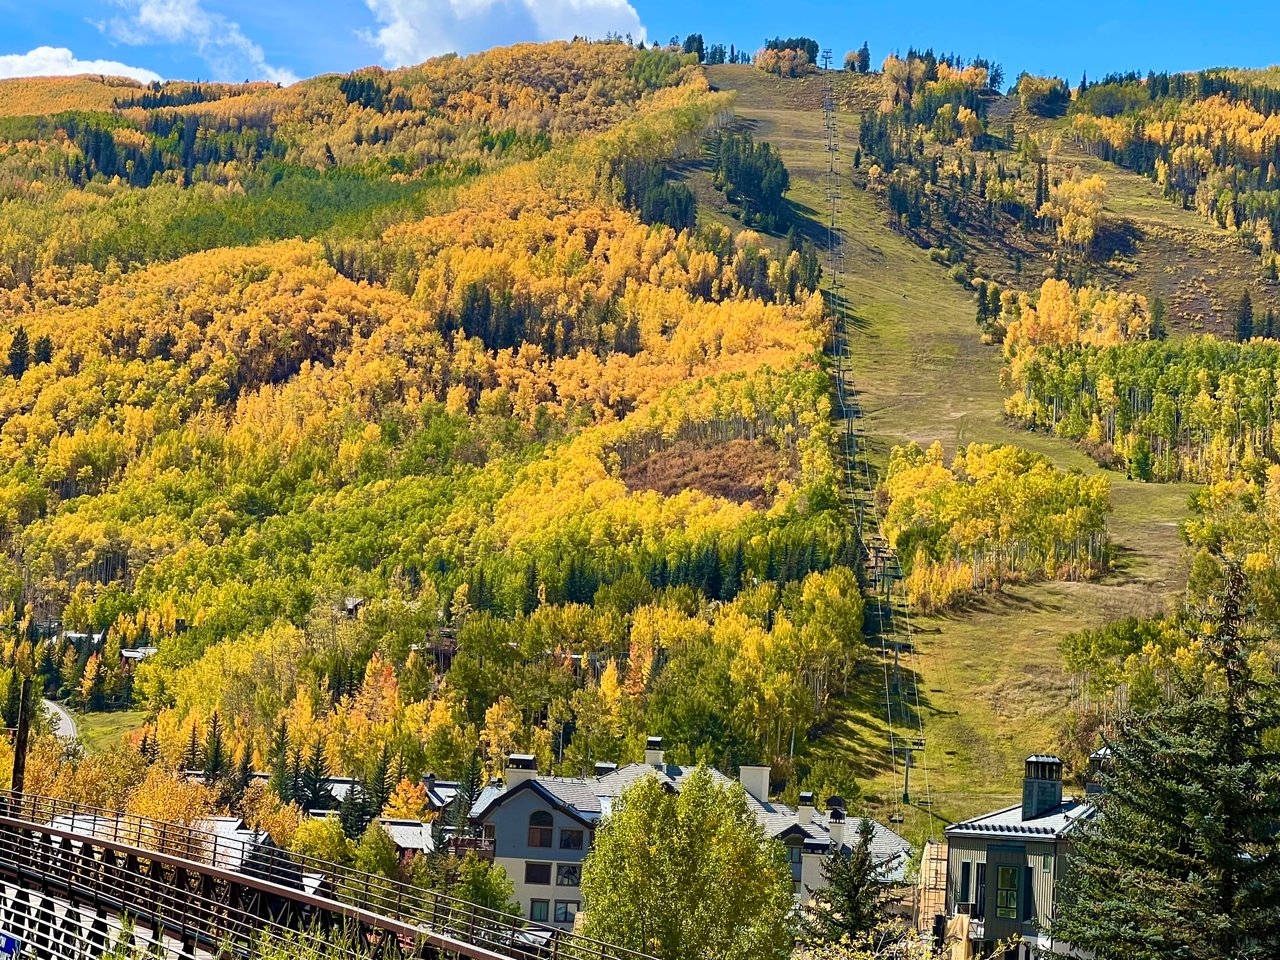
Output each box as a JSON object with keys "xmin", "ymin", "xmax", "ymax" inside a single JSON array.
[
  {"xmin": 32, "ymin": 335, "xmax": 52, "ymax": 366},
  {"xmin": 202, "ymin": 711, "xmax": 228, "ymax": 785},
  {"xmin": 298, "ymin": 739, "xmax": 332, "ymax": 811},
  {"xmin": 452, "ymin": 752, "xmax": 483, "ymax": 833},
  {"xmin": 722, "ymin": 541, "xmax": 746, "ymax": 600},
  {"xmin": 1236, "ymin": 289, "xmax": 1254, "ymax": 341},
  {"xmin": 7, "ymin": 326, "xmax": 29, "ymax": 378},
  {"xmin": 856, "ymin": 41, "xmax": 870, "ymax": 74},
  {"xmin": 181, "ymin": 722, "xmax": 202, "ymax": 772},
  {"xmin": 366, "ymin": 743, "xmax": 395, "ymax": 815},
  {"xmin": 288, "ymin": 745, "xmax": 304, "ymax": 802},
  {"xmin": 1055, "ymin": 556, "xmax": 1280, "ymax": 958},
  {"xmin": 339, "ymin": 781, "xmax": 371, "ymax": 839},
  {"xmin": 268, "ymin": 718, "xmax": 291, "ymax": 802},
  {"xmin": 233, "ymin": 741, "xmax": 253, "ymax": 796},
  {"xmin": 1149, "ymin": 294, "xmax": 1167, "ymax": 340},
  {"xmin": 803, "ymin": 817, "xmax": 889, "ymax": 942},
  {"xmin": 1264, "ymin": 308, "xmax": 1276, "ymax": 340}
]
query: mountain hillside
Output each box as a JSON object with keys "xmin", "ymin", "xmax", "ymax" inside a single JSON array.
[{"xmin": 4, "ymin": 41, "xmax": 1280, "ymax": 849}]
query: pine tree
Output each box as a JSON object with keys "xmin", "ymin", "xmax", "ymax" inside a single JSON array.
[
  {"xmin": 1236, "ymin": 289, "xmax": 1254, "ymax": 341},
  {"xmin": 181, "ymin": 722, "xmax": 202, "ymax": 772},
  {"xmin": 452, "ymin": 752, "xmax": 483, "ymax": 833},
  {"xmin": 1055, "ymin": 556, "xmax": 1280, "ymax": 957},
  {"xmin": 234, "ymin": 741, "xmax": 253, "ymax": 796},
  {"xmin": 1264, "ymin": 308, "xmax": 1276, "ymax": 340},
  {"xmin": 32, "ymin": 335, "xmax": 52, "ymax": 366},
  {"xmin": 268, "ymin": 718, "xmax": 291, "ymax": 802},
  {"xmin": 203, "ymin": 711, "xmax": 228, "ymax": 785},
  {"xmin": 975, "ymin": 281, "xmax": 990, "ymax": 330},
  {"xmin": 298, "ymin": 739, "xmax": 332, "ymax": 811},
  {"xmin": 288, "ymin": 745, "xmax": 304, "ymax": 802},
  {"xmin": 7, "ymin": 326, "xmax": 29, "ymax": 378},
  {"xmin": 366, "ymin": 744, "xmax": 395, "ymax": 816},
  {"xmin": 856, "ymin": 41, "xmax": 870, "ymax": 74},
  {"xmin": 338, "ymin": 781, "xmax": 370, "ymax": 839},
  {"xmin": 804, "ymin": 818, "xmax": 889, "ymax": 942},
  {"xmin": 722, "ymin": 541, "xmax": 746, "ymax": 600},
  {"xmin": 1149, "ymin": 295, "xmax": 1168, "ymax": 341}
]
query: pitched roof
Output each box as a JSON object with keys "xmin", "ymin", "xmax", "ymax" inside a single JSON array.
[
  {"xmin": 379, "ymin": 818, "xmax": 433, "ymax": 853},
  {"xmin": 945, "ymin": 797, "xmax": 1095, "ymax": 840},
  {"xmin": 470, "ymin": 777, "xmax": 602, "ymax": 827},
  {"xmin": 471, "ymin": 760, "xmax": 912, "ymax": 883}
]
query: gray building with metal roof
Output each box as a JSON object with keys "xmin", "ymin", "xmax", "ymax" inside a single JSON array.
[
  {"xmin": 941, "ymin": 755, "xmax": 1096, "ymax": 958},
  {"xmin": 469, "ymin": 738, "xmax": 911, "ymax": 929}
]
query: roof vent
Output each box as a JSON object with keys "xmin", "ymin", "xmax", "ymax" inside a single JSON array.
[{"xmin": 594, "ymin": 761, "xmax": 618, "ymax": 777}]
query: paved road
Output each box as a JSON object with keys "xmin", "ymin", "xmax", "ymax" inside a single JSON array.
[{"xmin": 42, "ymin": 698, "xmax": 77, "ymax": 739}]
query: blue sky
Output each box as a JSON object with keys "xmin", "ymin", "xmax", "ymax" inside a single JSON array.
[{"xmin": 0, "ymin": 0, "xmax": 1276, "ymax": 87}]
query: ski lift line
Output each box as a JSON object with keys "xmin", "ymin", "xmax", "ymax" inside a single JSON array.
[{"xmin": 823, "ymin": 87, "xmax": 907, "ymax": 818}]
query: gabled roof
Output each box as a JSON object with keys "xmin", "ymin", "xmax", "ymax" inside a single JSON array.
[
  {"xmin": 379, "ymin": 818, "xmax": 433, "ymax": 853},
  {"xmin": 470, "ymin": 777, "xmax": 601, "ymax": 828},
  {"xmin": 945, "ymin": 797, "xmax": 1095, "ymax": 841}
]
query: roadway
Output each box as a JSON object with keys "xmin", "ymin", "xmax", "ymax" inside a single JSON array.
[{"xmin": 41, "ymin": 699, "xmax": 76, "ymax": 739}]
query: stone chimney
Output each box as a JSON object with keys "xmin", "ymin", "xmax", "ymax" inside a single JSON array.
[
  {"xmin": 738, "ymin": 764, "xmax": 770, "ymax": 803},
  {"xmin": 594, "ymin": 761, "xmax": 618, "ymax": 777},
  {"xmin": 505, "ymin": 753, "xmax": 537, "ymax": 789},
  {"xmin": 1022, "ymin": 755, "xmax": 1064, "ymax": 820},
  {"xmin": 644, "ymin": 736, "xmax": 664, "ymax": 768},
  {"xmin": 827, "ymin": 805, "xmax": 846, "ymax": 850},
  {"xmin": 798, "ymin": 791, "xmax": 815, "ymax": 826}
]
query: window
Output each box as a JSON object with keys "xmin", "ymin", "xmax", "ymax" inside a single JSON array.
[
  {"xmin": 556, "ymin": 864, "xmax": 581, "ymax": 886},
  {"xmin": 786, "ymin": 840, "xmax": 803, "ymax": 865},
  {"xmin": 554, "ymin": 901, "xmax": 579, "ymax": 924},
  {"xmin": 959, "ymin": 861, "xmax": 972, "ymax": 904},
  {"xmin": 528, "ymin": 811, "xmax": 553, "ymax": 848},
  {"xmin": 529, "ymin": 899, "xmax": 549, "ymax": 923},
  {"xmin": 1023, "ymin": 866, "xmax": 1036, "ymax": 922},
  {"xmin": 974, "ymin": 863, "xmax": 987, "ymax": 919},
  {"xmin": 560, "ymin": 829, "xmax": 584, "ymax": 850},
  {"xmin": 995, "ymin": 865, "xmax": 1019, "ymax": 920},
  {"xmin": 524, "ymin": 862, "xmax": 551, "ymax": 885}
]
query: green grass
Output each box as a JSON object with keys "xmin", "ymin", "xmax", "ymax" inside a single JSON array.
[
  {"xmin": 705, "ymin": 65, "xmax": 1194, "ymax": 840},
  {"xmin": 75, "ymin": 710, "xmax": 149, "ymax": 753}
]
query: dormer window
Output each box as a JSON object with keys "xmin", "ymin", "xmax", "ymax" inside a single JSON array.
[
  {"xmin": 528, "ymin": 810, "xmax": 553, "ymax": 848},
  {"xmin": 786, "ymin": 838, "xmax": 803, "ymax": 865}
]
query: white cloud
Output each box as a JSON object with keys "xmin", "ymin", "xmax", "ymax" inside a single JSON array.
[
  {"xmin": 0, "ymin": 46, "xmax": 162, "ymax": 83},
  {"xmin": 100, "ymin": 0, "xmax": 298, "ymax": 85},
  {"xmin": 361, "ymin": 0, "xmax": 646, "ymax": 67}
]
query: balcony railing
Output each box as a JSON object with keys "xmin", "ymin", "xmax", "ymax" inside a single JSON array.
[{"xmin": 0, "ymin": 790, "xmax": 653, "ymax": 960}]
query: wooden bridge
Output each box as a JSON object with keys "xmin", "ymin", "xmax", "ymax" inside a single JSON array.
[{"xmin": 0, "ymin": 791, "xmax": 653, "ymax": 960}]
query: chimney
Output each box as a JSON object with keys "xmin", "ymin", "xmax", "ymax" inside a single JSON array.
[
  {"xmin": 1022, "ymin": 755, "xmax": 1064, "ymax": 820},
  {"xmin": 644, "ymin": 737, "xmax": 664, "ymax": 768},
  {"xmin": 827, "ymin": 805, "xmax": 846, "ymax": 850},
  {"xmin": 738, "ymin": 764, "xmax": 770, "ymax": 803},
  {"xmin": 505, "ymin": 753, "xmax": 537, "ymax": 789},
  {"xmin": 594, "ymin": 761, "xmax": 618, "ymax": 778},
  {"xmin": 798, "ymin": 791, "xmax": 815, "ymax": 826}
]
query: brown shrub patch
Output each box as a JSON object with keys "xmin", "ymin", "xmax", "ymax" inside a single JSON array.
[{"xmin": 621, "ymin": 438, "xmax": 791, "ymax": 506}]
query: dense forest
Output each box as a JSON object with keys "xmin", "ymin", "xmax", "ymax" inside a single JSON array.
[{"xmin": 0, "ymin": 40, "xmax": 873, "ymax": 812}]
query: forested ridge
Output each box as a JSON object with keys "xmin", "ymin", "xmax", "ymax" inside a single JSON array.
[{"xmin": 0, "ymin": 41, "xmax": 876, "ymax": 810}]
